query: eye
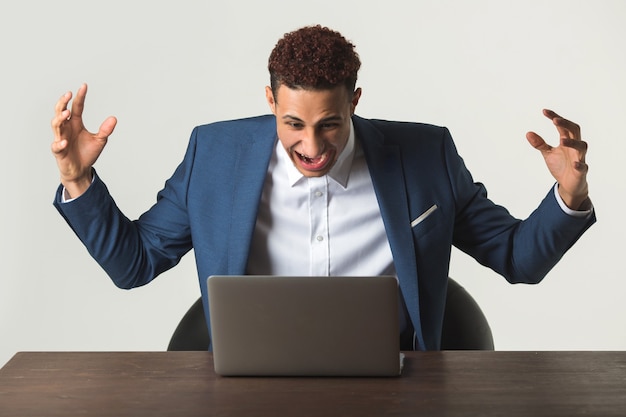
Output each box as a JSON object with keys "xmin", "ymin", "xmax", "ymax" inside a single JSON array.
[{"xmin": 287, "ymin": 121, "xmax": 303, "ymax": 129}]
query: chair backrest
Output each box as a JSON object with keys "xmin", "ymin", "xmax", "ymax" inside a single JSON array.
[
  {"xmin": 440, "ymin": 278, "xmax": 494, "ymax": 350},
  {"xmin": 167, "ymin": 277, "xmax": 494, "ymax": 351},
  {"xmin": 167, "ymin": 297, "xmax": 209, "ymax": 351}
]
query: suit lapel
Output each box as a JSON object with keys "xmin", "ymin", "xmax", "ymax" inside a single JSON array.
[
  {"xmin": 226, "ymin": 117, "xmax": 277, "ymax": 274},
  {"xmin": 354, "ymin": 116, "xmax": 426, "ymax": 350}
]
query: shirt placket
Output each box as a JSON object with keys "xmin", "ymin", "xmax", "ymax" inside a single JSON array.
[{"xmin": 308, "ymin": 176, "xmax": 330, "ymax": 276}]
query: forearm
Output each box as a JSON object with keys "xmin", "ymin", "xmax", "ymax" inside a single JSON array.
[
  {"xmin": 507, "ymin": 188, "xmax": 595, "ymax": 283},
  {"xmin": 456, "ymin": 187, "xmax": 596, "ymax": 284},
  {"xmin": 54, "ymin": 173, "xmax": 192, "ymax": 288}
]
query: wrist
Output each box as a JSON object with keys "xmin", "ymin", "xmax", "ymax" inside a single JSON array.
[
  {"xmin": 557, "ymin": 185, "xmax": 590, "ymax": 211},
  {"xmin": 61, "ymin": 171, "xmax": 94, "ymax": 200}
]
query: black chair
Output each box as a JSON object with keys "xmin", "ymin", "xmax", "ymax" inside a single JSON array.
[{"xmin": 167, "ymin": 278, "xmax": 494, "ymax": 351}]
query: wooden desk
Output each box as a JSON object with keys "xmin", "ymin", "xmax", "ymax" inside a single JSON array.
[{"xmin": 1, "ymin": 351, "xmax": 625, "ymax": 416}]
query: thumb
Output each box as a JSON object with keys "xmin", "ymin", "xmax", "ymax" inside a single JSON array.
[
  {"xmin": 96, "ymin": 116, "xmax": 117, "ymax": 140},
  {"xmin": 526, "ymin": 131, "xmax": 551, "ymax": 152}
]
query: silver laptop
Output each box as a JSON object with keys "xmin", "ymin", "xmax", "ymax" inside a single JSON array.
[{"xmin": 207, "ymin": 275, "xmax": 403, "ymax": 377}]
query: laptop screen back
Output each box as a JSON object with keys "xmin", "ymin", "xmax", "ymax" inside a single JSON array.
[{"xmin": 207, "ymin": 275, "xmax": 401, "ymax": 376}]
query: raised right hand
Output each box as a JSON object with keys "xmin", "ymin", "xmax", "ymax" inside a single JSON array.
[{"xmin": 51, "ymin": 83, "xmax": 117, "ymax": 199}]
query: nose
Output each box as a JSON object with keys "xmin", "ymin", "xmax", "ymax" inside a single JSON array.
[{"xmin": 298, "ymin": 128, "xmax": 325, "ymax": 157}]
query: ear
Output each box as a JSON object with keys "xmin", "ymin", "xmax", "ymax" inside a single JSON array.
[
  {"xmin": 351, "ymin": 87, "xmax": 362, "ymax": 115},
  {"xmin": 265, "ymin": 86, "xmax": 277, "ymax": 115}
]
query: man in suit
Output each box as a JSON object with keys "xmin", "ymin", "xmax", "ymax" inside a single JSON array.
[{"xmin": 51, "ymin": 25, "xmax": 594, "ymax": 350}]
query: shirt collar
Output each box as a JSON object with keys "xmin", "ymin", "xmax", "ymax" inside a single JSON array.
[{"xmin": 279, "ymin": 119, "xmax": 356, "ymax": 188}]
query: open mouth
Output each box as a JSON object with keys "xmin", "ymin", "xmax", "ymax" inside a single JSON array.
[{"xmin": 294, "ymin": 149, "xmax": 334, "ymax": 171}]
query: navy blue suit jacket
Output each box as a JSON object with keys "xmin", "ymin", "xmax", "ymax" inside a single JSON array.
[{"xmin": 54, "ymin": 115, "xmax": 595, "ymax": 350}]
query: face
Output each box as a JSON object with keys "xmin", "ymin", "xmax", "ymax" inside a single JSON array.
[{"xmin": 266, "ymin": 84, "xmax": 361, "ymax": 177}]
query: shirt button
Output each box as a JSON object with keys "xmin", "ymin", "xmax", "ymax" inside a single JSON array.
[
  {"xmin": 316, "ymin": 235, "xmax": 324, "ymax": 242},
  {"xmin": 315, "ymin": 191, "xmax": 323, "ymax": 197}
]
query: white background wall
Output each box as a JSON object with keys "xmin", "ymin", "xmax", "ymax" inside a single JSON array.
[{"xmin": 1, "ymin": 0, "xmax": 624, "ymax": 367}]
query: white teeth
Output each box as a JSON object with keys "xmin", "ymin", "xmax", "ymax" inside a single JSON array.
[{"xmin": 297, "ymin": 151, "xmax": 326, "ymax": 165}]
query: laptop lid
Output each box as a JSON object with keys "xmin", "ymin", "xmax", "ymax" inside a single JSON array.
[{"xmin": 207, "ymin": 275, "xmax": 402, "ymax": 377}]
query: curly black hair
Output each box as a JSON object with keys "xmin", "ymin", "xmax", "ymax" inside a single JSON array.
[{"xmin": 268, "ymin": 25, "xmax": 361, "ymax": 97}]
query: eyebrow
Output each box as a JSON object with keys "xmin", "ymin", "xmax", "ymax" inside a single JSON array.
[{"xmin": 281, "ymin": 115, "xmax": 344, "ymax": 124}]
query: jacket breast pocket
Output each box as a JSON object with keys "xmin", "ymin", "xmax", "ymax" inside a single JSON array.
[{"xmin": 410, "ymin": 204, "xmax": 442, "ymax": 239}]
